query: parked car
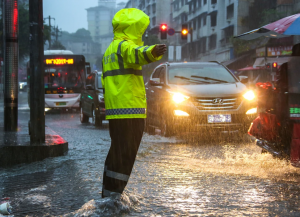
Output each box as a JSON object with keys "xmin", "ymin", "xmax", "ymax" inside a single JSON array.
[
  {"xmin": 80, "ymin": 71, "xmax": 105, "ymax": 126},
  {"xmin": 145, "ymin": 62, "xmax": 257, "ymax": 137}
]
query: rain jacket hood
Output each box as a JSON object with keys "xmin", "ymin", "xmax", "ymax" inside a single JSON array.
[{"xmin": 112, "ymin": 8, "xmax": 149, "ymax": 46}]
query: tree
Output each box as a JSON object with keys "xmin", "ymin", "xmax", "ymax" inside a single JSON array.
[
  {"xmin": 18, "ymin": 2, "xmax": 30, "ymax": 61},
  {"xmin": 50, "ymin": 41, "xmax": 66, "ymax": 50},
  {"xmin": 248, "ymin": 0, "xmax": 277, "ymax": 29},
  {"xmin": 61, "ymin": 28, "xmax": 93, "ymax": 43},
  {"xmin": 73, "ymin": 28, "xmax": 93, "ymax": 42},
  {"xmin": 231, "ymin": 0, "xmax": 282, "ymax": 56},
  {"xmin": 142, "ymin": 34, "xmax": 160, "ymax": 46},
  {"xmin": 43, "ymin": 23, "xmax": 51, "ymax": 45},
  {"xmin": 260, "ymin": 9, "xmax": 286, "ymax": 26}
]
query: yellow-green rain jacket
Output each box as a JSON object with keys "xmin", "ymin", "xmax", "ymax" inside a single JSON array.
[{"xmin": 102, "ymin": 8, "xmax": 163, "ymax": 119}]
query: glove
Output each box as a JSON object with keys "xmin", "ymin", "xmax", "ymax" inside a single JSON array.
[{"xmin": 151, "ymin": 44, "xmax": 167, "ymax": 58}]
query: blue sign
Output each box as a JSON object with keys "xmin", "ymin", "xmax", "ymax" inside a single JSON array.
[{"xmin": 168, "ymin": 28, "xmax": 175, "ymax": 36}]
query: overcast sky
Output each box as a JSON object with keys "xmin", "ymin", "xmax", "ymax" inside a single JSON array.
[{"xmin": 43, "ymin": 0, "xmax": 125, "ymax": 33}]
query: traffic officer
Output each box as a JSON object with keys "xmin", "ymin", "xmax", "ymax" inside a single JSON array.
[{"xmin": 101, "ymin": 8, "xmax": 167, "ymax": 198}]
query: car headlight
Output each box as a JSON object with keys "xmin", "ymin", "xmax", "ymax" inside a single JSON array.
[
  {"xmin": 246, "ymin": 108, "xmax": 257, "ymax": 115},
  {"xmin": 172, "ymin": 93, "xmax": 190, "ymax": 104},
  {"xmin": 19, "ymin": 82, "xmax": 24, "ymax": 89},
  {"xmin": 243, "ymin": 90, "xmax": 255, "ymax": 101}
]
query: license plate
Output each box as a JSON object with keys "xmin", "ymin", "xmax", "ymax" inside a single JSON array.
[
  {"xmin": 208, "ymin": 114, "xmax": 231, "ymax": 123},
  {"xmin": 56, "ymin": 102, "xmax": 66, "ymax": 106}
]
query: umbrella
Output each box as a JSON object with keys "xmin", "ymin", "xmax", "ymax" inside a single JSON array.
[{"xmin": 235, "ymin": 13, "xmax": 300, "ymax": 40}]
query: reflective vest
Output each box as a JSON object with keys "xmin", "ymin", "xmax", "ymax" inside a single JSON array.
[{"xmin": 102, "ymin": 40, "xmax": 161, "ymax": 119}]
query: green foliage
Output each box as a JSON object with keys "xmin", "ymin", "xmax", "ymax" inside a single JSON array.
[
  {"xmin": 260, "ymin": 9, "xmax": 287, "ymax": 26},
  {"xmin": 231, "ymin": 36, "xmax": 268, "ymax": 56},
  {"xmin": 142, "ymin": 34, "xmax": 160, "ymax": 46},
  {"xmin": 60, "ymin": 28, "xmax": 93, "ymax": 43},
  {"xmin": 232, "ymin": 0, "xmax": 283, "ymax": 56},
  {"xmin": 18, "ymin": 2, "xmax": 30, "ymax": 61},
  {"xmin": 248, "ymin": 0, "xmax": 277, "ymax": 29},
  {"xmin": 49, "ymin": 41, "xmax": 66, "ymax": 50},
  {"xmin": 231, "ymin": 37, "xmax": 252, "ymax": 55},
  {"xmin": 43, "ymin": 23, "xmax": 51, "ymax": 45}
]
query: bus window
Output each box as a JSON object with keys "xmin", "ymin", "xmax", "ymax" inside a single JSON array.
[{"xmin": 44, "ymin": 66, "xmax": 84, "ymax": 89}]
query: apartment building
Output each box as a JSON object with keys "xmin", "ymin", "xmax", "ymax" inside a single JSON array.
[
  {"xmin": 86, "ymin": 0, "xmax": 116, "ymax": 55},
  {"xmin": 176, "ymin": 0, "xmax": 253, "ymax": 62},
  {"xmin": 125, "ymin": 0, "xmax": 172, "ymax": 34}
]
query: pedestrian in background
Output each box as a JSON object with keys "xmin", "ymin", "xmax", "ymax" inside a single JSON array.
[{"xmin": 101, "ymin": 8, "xmax": 167, "ymax": 198}]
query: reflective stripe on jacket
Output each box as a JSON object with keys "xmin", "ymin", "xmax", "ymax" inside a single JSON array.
[{"xmin": 102, "ymin": 39, "xmax": 161, "ymax": 119}]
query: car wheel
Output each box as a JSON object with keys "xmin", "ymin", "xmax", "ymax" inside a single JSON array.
[
  {"xmin": 92, "ymin": 107, "xmax": 102, "ymax": 126},
  {"xmin": 160, "ymin": 115, "xmax": 175, "ymax": 137},
  {"xmin": 80, "ymin": 106, "xmax": 89, "ymax": 123}
]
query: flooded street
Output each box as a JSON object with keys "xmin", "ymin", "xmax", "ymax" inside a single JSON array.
[{"xmin": 1, "ymin": 94, "xmax": 300, "ymax": 216}]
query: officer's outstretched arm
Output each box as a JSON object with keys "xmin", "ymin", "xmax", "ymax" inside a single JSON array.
[{"xmin": 123, "ymin": 42, "xmax": 165, "ymax": 66}]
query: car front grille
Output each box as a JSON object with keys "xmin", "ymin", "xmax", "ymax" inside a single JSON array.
[{"xmin": 192, "ymin": 96, "xmax": 242, "ymax": 111}]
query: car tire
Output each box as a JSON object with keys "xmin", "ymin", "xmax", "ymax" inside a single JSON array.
[
  {"xmin": 80, "ymin": 106, "xmax": 89, "ymax": 123},
  {"xmin": 160, "ymin": 115, "xmax": 175, "ymax": 137},
  {"xmin": 92, "ymin": 107, "xmax": 102, "ymax": 126}
]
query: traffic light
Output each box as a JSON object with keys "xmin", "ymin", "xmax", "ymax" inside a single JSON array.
[
  {"xmin": 160, "ymin": 24, "xmax": 167, "ymax": 40},
  {"xmin": 181, "ymin": 24, "xmax": 188, "ymax": 40},
  {"xmin": 272, "ymin": 62, "xmax": 278, "ymax": 72}
]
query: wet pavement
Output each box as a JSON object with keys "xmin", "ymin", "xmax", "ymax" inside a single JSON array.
[{"xmin": 1, "ymin": 93, "xmax": 300, "ymax": 216}]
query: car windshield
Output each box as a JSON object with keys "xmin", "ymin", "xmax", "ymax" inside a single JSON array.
[
  {"xmin": 97, "ymin": 74, "xmax": 103, "ymax": 89},
  {"xmin": 168, "ymin": 64, "xmax": 237, "ymax": 85}
]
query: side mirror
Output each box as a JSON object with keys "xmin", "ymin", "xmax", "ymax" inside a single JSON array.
[
  {"xmin": 239, "ymin": 76, "xmax": 248, "ymax": 84},
  {"xmin": 149, "ymin": 78, "xmax": 163, "ymax": 86},
  {"xmin": 86, "ymin": 84, "xmax": 94, "ymax": 90}
]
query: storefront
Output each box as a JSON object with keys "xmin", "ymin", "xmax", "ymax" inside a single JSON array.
[{"xmin": 237, "ymin": 43, "xmax": 293, "ymax": 84}]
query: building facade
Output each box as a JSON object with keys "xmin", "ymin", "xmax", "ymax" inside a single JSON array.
[
  {"xmin": 125, "ymin": 0, "xmax": 172, "ymax": 34},
  {"xmin": 86, "ymin": 0, "xmax": 116, "ymax": 55},
  {"xmin": 177, "ymin": 0, "xmax": 253, "ymax": 62}
]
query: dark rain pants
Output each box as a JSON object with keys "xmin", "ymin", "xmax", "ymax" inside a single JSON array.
[{"xmin": 102, "ymin": 118, "xmax": 145, "ymax": 198}]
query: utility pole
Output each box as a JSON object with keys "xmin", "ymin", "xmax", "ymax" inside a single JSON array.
[
  {"xmin": 54, "ymin": 26, "xmax": 62, "ymax": 42},
  {"xmin": 44, "ymin": 16, "xmax": 55, "ymax": 49},
  {"xmin": 29, "ymin": 0, "xmax": 45, "ymax": 143},
  {"xmin": 3, "ymin": 0, "xmax": 19, "ymax": 131}
]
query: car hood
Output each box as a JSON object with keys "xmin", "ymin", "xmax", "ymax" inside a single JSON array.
[{"xmin": 168, "ymin": 82, "xmax": 247, "ymax": 98}]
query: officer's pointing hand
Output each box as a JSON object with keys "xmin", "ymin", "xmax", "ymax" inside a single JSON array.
[{"xmin": 152, "ymin": 44, "xmax": 167, "ymax": 58}]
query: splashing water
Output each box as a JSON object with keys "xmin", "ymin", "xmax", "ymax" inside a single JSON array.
[{"xmin": 63, "ymin": 193, "xmax": 139, "ymax": 217}]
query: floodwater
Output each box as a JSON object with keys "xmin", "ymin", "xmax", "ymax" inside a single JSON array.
[{"xmin": 1, "ymin": 106, "xmax": 300, "ymax": 216}]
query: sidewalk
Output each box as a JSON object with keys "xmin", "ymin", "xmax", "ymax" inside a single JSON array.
[{"xmin": 0, "ymin": 100, "xmax": 68, "ymax": 167}]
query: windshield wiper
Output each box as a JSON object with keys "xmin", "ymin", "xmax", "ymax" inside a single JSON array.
[
  {"xmin": 174, "ymin": 76, "xmax": 210, "ymax": 84},
  {"xmin": 191, "ymin": 75, "xmax": 228, "ymax": 83}
]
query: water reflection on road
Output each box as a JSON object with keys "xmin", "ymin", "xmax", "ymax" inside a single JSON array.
[
  {"xmin": 1, "ymin": 108, "xmax": 300, "ymax": 216},
  {"xmin": 127, "ymin": 133, "xmax": 300, "ymax": 216}
]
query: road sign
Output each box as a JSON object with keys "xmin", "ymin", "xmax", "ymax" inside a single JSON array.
[{"xmin": 168, "ymin": 28, "xmax": 175, "ymax": 36}]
